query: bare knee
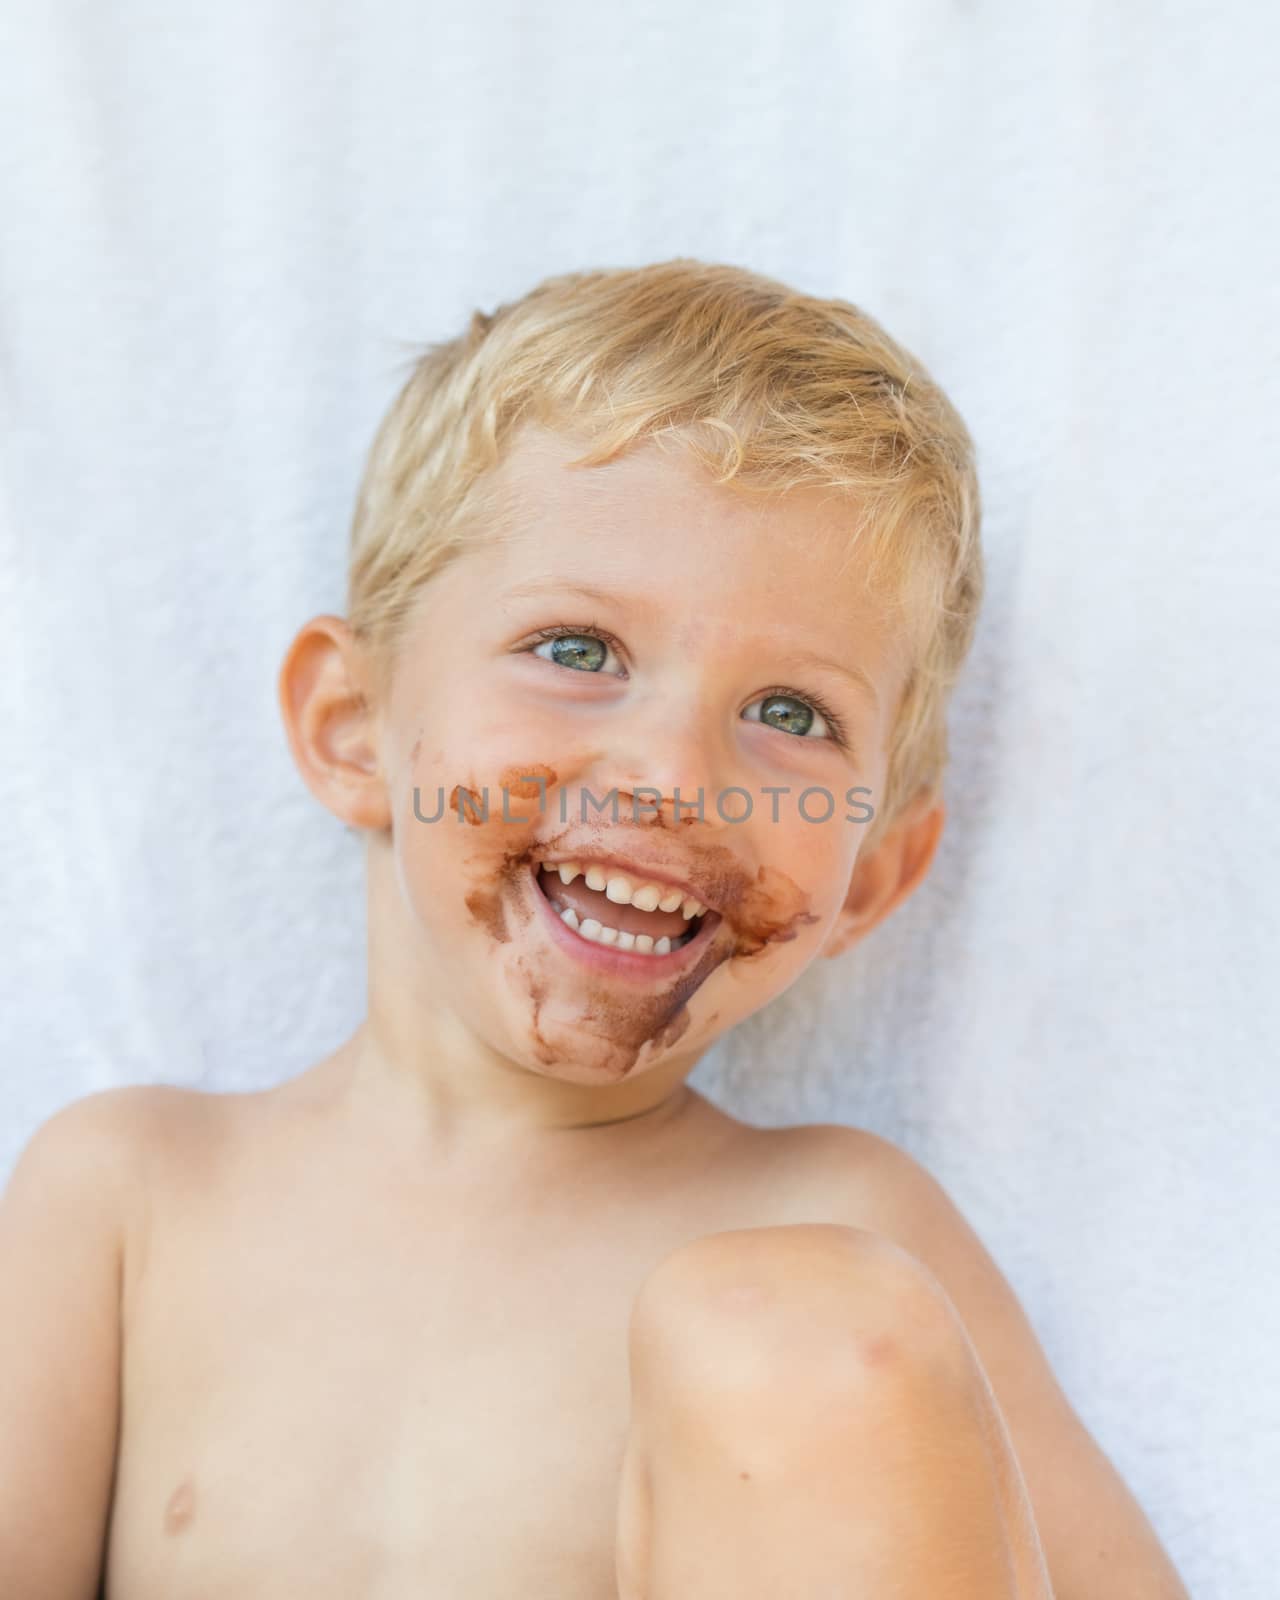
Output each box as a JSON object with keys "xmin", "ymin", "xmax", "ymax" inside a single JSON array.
[
  {"xmin": 618, "ymin": 1227, "xmax": 1040, "ymax": 1600},
  {"xmin": 627, "ymin": 1223, "xmax": 972, "ymax": 1427}
]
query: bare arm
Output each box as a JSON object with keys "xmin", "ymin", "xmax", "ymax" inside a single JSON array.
[
  {"xmin": 817, "ymin": 1127, "xmax": 1192, "ymax": 1600},
  {"xmin": 0, "ymin": 1090, "xmax": 142, "ymax": 1599}
]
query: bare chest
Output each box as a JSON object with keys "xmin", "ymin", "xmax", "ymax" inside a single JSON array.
[{"xmin": 103, "ymin": 1139, "xmax": 800, "ymax": 1600}]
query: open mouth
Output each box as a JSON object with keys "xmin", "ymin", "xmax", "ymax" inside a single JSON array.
[{"xmin": 531, "ymin": 859, "xmax": 717, "ymax": 959}]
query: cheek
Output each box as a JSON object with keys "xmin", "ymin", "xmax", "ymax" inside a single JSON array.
[
  {"xmin": 394, "ymin": 743, "xmax": 564, "ymax": 945},
  {"xmin": 749, "ymin": 809, "xmax": 854, "ymax": 920},
  {"xmin": 402, "ymin": 691, "xmax": 594, "ymax": 802}
]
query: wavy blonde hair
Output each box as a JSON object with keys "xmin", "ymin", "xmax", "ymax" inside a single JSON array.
[{"xmin": 347, "ymin": 258, "xmax": 983, "ymax": 851}]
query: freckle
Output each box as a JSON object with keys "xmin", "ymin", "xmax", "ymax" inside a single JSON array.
[
  {"xmin": 740, "ymin": 1471, "xmax": 751, "ymax": 1480},
  {"xmin": 163, "ymin": 1476, "xmax": 196, "ymax": 1533}
]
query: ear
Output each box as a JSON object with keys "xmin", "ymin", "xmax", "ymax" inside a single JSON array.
[
  {"xmin": 819, "ymin": 793, "xmax": 946, "ymax": 960},
  {"xmin": 277, "ymin": 614, "xmax": 391, "ymax": 832}
]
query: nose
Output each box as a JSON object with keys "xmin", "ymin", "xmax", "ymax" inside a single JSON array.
[{"xmin": 588, "ymin": 683, "xmax": 736, "ymax": 827}]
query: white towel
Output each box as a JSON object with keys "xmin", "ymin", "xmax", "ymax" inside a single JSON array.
[{"xmin": 1, "ymin": 4, "xmax": 1275, "ymax": 1592}]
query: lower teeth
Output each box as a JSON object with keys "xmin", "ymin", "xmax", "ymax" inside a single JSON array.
[
  {"xmin": 561, "ymin": 907, "xmax": 694, "ymax": 954},
  {"xmin": 544, "ymin": 896, "xmax": 697, "ymax": 955}
]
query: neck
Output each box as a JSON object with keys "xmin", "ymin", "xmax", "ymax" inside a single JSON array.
[{"xmin": 352, "ymin": 835, "xmax": 709, "ymax": 1150}]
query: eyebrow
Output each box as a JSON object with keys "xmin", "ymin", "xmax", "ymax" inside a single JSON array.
[
  {"xmin": 781, "ymin": 648, "xmax": 880, "ymax": 711},
  {"xmin": 503, "ymin": 577, "xmax": 879, "ymax": 710},
  {"xmin": 502, "ymin": 577, "xmax": 634, "ymax": 609}
]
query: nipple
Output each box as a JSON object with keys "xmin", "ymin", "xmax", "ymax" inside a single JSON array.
[{"xmin": 163, "ymin": 1475, "xmax": 196, "ymax": 1534}]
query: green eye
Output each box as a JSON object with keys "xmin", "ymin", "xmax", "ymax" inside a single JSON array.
[
  {"xmin": 743, "ymin": 692, "xmax": 830, "ymax": 740},
  {"xmin": 540, "ymin": 634, "xmax": 606, "ymax": 671},
  {"xmin": 528, "ymin": 626, "xmax": 623, "ymax": 675}
]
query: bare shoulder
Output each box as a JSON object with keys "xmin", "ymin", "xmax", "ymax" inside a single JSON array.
[
  {"xmin": 745, "ymin": 1119, "xmax": 941, "ymax": 1239},
  {"xmin": 6, "ymin": 1084, "xmax": 191, "ymax": 1197},
  {"xmin": 760, "ymin": 1120, "xmax": 1006, "ymax": 1246},
  {"xmin": 7, "ymin": 1081, "xmax": 234, "ymax": 1186},
  {"xmin": 2, "ymin": 1083, "xmax": 250, "ymax": 1272},
  {"xmin": 764, "ymin": 1120, "xmax": 1054, "ymax": 1369}
]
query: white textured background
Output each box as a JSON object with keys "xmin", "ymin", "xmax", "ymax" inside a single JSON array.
[{"xmin": 2, "ymin": 2, "xmax": 1276, "ymax": 1592}]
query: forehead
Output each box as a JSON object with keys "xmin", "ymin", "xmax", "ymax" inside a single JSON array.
[{"xmin": 472, "ymin": 422, "xmax": 895, "ymax": 630}]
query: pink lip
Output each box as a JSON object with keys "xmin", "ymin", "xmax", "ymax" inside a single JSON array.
[{"xmin": 526, "ymin": 863, "xmax": 723, "ymax": 982}]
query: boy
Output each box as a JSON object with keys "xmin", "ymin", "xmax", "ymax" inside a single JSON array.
[{"xmin": 0, "ymin": 259, "xmax": 1190, "ymax": 1598}]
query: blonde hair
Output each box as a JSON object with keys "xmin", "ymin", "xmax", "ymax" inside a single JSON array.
[{"xmin": 347, "ymin": 258, "xmax": 983, "ymax": 850}]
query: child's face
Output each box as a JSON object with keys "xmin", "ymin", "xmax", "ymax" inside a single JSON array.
[{"xmin": 364, "ymin": 423, "xmax": 915, "ymax": 1095}]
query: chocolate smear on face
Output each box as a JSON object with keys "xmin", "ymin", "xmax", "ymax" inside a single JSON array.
[
  {"xmin": 596, "ymin": 927, "xmax": 732, "ymax": 1067},
  {"xmin": 464, "ymin": 834, "xmax": 545, "ymax": 946},
  {"xmin": 449, "ymin": 783, "xmax": 487, "ymax": 825},
  {"xmin": 497, "ymin": 762, "xmax": 557, "ymax": 803},
  {"xmin": 722, "ymin": 861, "xmax": 822, "ymax": 958},
  {"xmin": 458, "ymin": 766, "xmax": 560, "ymax": 943},
  {"xmin": 519, "ymin": 959, "xmax": 555, "ymax": 1066},
  {"xmin": 456, "ymin": 786, "xmax": 821, "ymax": 1077}
]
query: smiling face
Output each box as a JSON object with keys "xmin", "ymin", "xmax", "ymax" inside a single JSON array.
[{"xmin": 339, "ymin": 420, "xmax": 925, "ymax": 1101}]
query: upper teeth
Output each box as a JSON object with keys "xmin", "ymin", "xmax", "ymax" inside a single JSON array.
[{"xmin": 551, "ymin": 861, "xmax": 707, "ymax": 920}]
